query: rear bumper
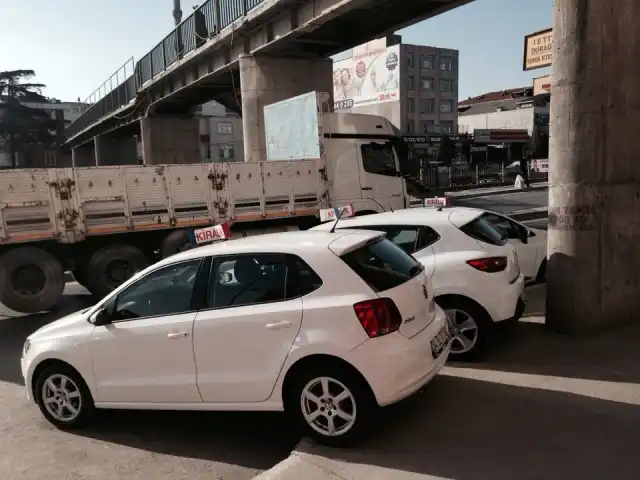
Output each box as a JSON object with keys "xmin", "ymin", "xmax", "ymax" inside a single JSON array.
[
  {"xmin": 344, "ymin": 306, "xmax": 450, "ymax": 407},
  {"xmin": 485, "ymin": 273, "xmax": 525, "ymax": 323}
]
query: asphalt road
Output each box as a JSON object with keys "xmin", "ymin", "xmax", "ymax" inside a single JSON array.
[
  {"xmin": 0, "ymin": 284, "xmax": 298, "ymax": 480},
  {"xmin": 456, "ymin": 189, "xmax": 548, "ymax": 214}
]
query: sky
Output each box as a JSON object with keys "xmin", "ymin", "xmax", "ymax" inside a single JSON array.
[{"xmin": 1, "ymin": 0, "xmax": 552, "ymax": 102}]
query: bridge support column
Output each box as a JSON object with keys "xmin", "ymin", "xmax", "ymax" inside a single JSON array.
[
  {"xmin": 546, "ymin": 0, "xmax": 640, "ymax": 332},
  {"xmin": 140, "ymin": 116, "xmax": 200, "ymax": 165},
  {"xmin": 94, "ymin": 135, "xmax": 138, "ymax": 166},
  {"xmin": 239, "ymin": 54, "xmax": 333, "ymax": 162},
  {"xmin": 71, "ymin": 143, "xmax": 95, "ymax": 167}
]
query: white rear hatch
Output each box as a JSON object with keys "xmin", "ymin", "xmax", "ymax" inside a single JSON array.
[{"xmin": 333, "ymin": 234, "xmax": 437, "ymax": 338}]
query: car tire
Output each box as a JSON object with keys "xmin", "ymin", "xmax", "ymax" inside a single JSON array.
[
  {"xmin": 436, "ymin": 296, "xmax": 493, "ymax": 361},
  {"xmin": 0, "ymin": 247, "xmax": 65, "ymax": 313},
  {"xmin": 35, "ymin": 363, "xmax": 95, "ymax": 430},
  {"xmin": 86, "ymin": 244, "xmax": 149, "ymax": 298},
  {"xmin": 286, "ymin": 364, "xmax": 376, "ymax": 447}
]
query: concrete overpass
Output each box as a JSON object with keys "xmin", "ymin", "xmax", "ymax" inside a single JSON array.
[{"xmin": 64, "ymin": 0, "xmax": 471, "ymax": 165}]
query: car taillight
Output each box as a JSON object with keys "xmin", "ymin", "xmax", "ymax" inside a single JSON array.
[
  {"xmin": 353, "ymin": 298, "xmax": 402, "ymax": 338},
  {"xmin": 466, "ymin": 256, "xmax": 508, "ymax": 273}
]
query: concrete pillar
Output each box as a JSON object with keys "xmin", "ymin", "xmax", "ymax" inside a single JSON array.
[
  {"xmin": 140, "ymin": 116, "xmax": 200, "ymax": 165},
  {"xmin": 546, "ymin": 0, "xmax": 640, "ymax": 332},
  {"xmin": 71, "ymin": 143, "xmax": 95, "ymax": 167},
  {"xmin": 95, "ymin": 135, "xmax": 138, "ymax": 166},
  {"xmin": 239, "ymin": 54, "xmax": 333, "ymax": 162}
]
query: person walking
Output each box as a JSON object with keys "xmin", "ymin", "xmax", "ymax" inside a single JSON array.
[{"xmin": 519, "ymin": 154, "xmax": 531, "ymax": 188}]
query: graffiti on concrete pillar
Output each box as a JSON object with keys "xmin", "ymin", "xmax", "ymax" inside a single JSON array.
[{"xmin": 548, "ymin": 205, "xmax": 598, "ymax": 230}]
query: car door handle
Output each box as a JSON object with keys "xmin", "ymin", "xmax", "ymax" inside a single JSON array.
[
  {"xmin": 167, "ymin": 332, "xmax": 189, "ymax": 339},
  {"xmin": 266, "ymin": 321, "xmax": 292, "ymax": 330}
]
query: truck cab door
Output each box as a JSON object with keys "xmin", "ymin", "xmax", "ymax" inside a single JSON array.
[{"xmin": 355, "ymin": 140, "xmax": 405, "ymax": 211}]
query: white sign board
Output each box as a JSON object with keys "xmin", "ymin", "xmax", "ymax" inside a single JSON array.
[
  {"xmin": 193, "ymin": 223, "xmax": 232, "ymax": 244},
  {"xmin": 424, "ymin": 197, "xmax": 449, "ymax": 208},
  {"xmin": 319, "ymin": 204, "xmax": 355, "ymax": 222},
  {"xmin": 531, "ymin": 159, "xmax": 549, "ymax": 173},
  {"xmin": 264, "ymin": 92, "xmax": 320, "ymax": 161}
]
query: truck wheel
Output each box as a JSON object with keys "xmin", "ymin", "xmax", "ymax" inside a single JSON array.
[
  {"xmin": 86, "ymin": 245, "xmax": 149, "ymax": 299},
  {"xmin": 0, "ymin": 247, "xmax": 65, "ymax": 313},
  {"xmin": 160, "ymin": 230, "xmax": 193, "ymax": 258}
]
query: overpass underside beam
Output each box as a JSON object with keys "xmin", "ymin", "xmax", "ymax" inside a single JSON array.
[{"xmin": 239, "ymin": 54, "xmax": 333, "ymax": 162}]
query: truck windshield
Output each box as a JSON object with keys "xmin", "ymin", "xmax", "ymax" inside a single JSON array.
[{"xmin": 361, "ymin": 142, "xmax": 398, "ymax": 177}]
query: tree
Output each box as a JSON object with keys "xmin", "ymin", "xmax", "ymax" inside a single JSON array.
[
  {"xmin": 437, "ymin": 134, "xmax": 456, "ymax": 165},
  {"xmin": 0, "ymin": 70, "xmax": 57, "ymax": 168}
]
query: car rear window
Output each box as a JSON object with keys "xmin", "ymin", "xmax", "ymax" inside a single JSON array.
[
  {"xmin": 458, "ymin": 213, "xmax": 507, "ymax": 246},
  {"xmin": 340, "ymin": 237, "xmax": 424, "ymax": 292}
]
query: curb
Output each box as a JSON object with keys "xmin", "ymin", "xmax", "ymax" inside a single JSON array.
[
  {"xmin": 508, "ymin": 207, "xmax": 548, "ymax": 222},
  {"xmin": 447, "ymin": 183, "xmax": 548, "ymax": 200}
]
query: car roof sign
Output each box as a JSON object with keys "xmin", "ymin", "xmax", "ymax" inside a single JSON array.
[
  {"xmin": 319, "ymin": 204, "xmax": 355, "ymax": 223},
  {"xmin": 190, "ymin": 223, "xmax": 232, "ymax": 245},
  {"xmin": 423, "ymin": 197, "xmax": 449, "ymax": 208}
]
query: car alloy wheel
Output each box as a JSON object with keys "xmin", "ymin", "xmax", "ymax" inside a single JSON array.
[
  {"xmin": 445, "ymin": 308, "xmax": 479, "ymax": 355},
  {"xmin": 41, "ymin": 373, "xmax": 83, "ymax": 423},
  {"xmin": 300, "ymin": 376, "xmax": 357, "ymax": 437}
]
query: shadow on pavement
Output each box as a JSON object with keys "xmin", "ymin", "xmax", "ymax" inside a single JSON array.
[
  {"xmin": 73, "ymin": 409, "xmax": 299, "ymax": 470},
  {"xmin": 466, "ymin": 284, "xmax": 640, "ymax": 384},
  {"xmin": 308, "ymin": 374, "xmax": 640, "ymax": 480}
]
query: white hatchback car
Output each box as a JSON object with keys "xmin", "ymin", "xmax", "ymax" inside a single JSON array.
[
  {"xmin": 475, "ymin": 210, "xmax": 547, "ymax": 283},
  {"xmin": 21, "ymin": 229, "xmax": 451, "ymax": 446},
  {"xmin": 312, "ymin": 207, "xmax": 526, "ymax": 358}
]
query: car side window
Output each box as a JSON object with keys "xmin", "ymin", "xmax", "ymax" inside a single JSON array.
[
  {"xmin": 111, "ymin": 259, "xmax": 202, "ymax": 320},
  {"xmin": 484, "ymin": 213, "xmax": 519, "ymax": 239},
  {"xmin": 209, "ymin": 253, "xmax": 288, "ymax": 308},
  {"xmin": 344, "ymin": 225, "xmax": 439, "ymax": 254},
  {"xmin": 286, "ymin": 256, "xmax": 323, "ymax": 298}
]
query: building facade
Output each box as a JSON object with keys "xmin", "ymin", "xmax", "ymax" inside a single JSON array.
[
  {"xmin": 458, "ymin": 87, "xmax": 550, "ymax": 158},
  {"xmin": 332, "ymin": 36, "xmax": 460, "ymax": 135}
]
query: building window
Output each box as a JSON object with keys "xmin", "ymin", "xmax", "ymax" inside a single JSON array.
[
  {"xmin": 440, "ymin": 57, "xmax": 454, "ymax": 71},
  {"xmin": 420, "ymin": 77, "xmax": 435, "ymax": 90},
  {"xmin": 423, "ymin": 120, "xmax": 435, "ymax": 134},
  {"xmin": 217, "ymin": 122, "xmax": 233, "ymax": 134},
  {"xmin": 407, "ymin": 98, "xmax": 415, "ymax": 113},
  {"xmin": 440, "ymin": 120, "xmax": 454, "ymax": 133},
  {"xmin": 439, "ymin": 79, "xmax": 454, "ymax": 93},
  {"xmin": 440, "ymin": 100, "xmax": 454, "ymax": 113},
  {"xmin": 407, "ymin": 53, "xmax": 414, "ymax": 68},
  {"xmin": 44, "ymin": 151, "xmax": 56, "ymax": 167},
  {"xmin": 406, "ymin": 122, "xmax": 413, "ymax": 133},
  {"xmin": 421, "ymin": 99, "xmax": 435, "ymax": 113},
  {"xmin": 420, "ymin": 55, "xmax": 435, "ymax": 69},
  {"xmin": 407, "ymin": 75, "xmax": 414, "ymax": 90},
  {"xmin": 219, "ymin": 144, "xmax": 234, "ymax": 160}
]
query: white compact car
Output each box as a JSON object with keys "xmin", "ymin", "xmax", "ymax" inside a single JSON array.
[
  {"xmin": 21, "ymin": 229, "xmax": 451, "ymax": 446},
  {"xmin": 474, "ymin": 210, "xmax": 547, "ymax": 283},
  {"xmin": 312, "ymin": 207, "xmax": 526, "ymax": 358}
]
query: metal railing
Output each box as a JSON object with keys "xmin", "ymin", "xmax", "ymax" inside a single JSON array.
[
  {"xmin": 65, "ymin": 0, "xmax": 265, "ymax": 141},
  {"xmin": 416, "ymin": 162, "xmax": 549, "ymax": 189}
]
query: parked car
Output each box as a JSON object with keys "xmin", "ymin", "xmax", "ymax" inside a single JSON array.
[
  {"xmin": 21, "ymin": 229, "xmax": 451, "ymax": 446},
  {"xmin": 475, "ymin": 210, "xmax": 547, "ymax": 283},
  {"xmin": 312, "ymin": 206, "xmax": 526, "ymax": 359}
]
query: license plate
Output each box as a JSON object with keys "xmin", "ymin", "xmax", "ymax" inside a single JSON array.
[{"xmin": 430, "ymin": 325, "xmax": 451, "ymax": 358}]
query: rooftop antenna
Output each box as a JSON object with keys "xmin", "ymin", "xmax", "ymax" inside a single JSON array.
[
  {"xmin": 329, "ymin": 206, "xmax": 349, "ymax": 233},
  {"xmin": 173, "ymin": 0, "xmax": 182, "ymax": 26}
]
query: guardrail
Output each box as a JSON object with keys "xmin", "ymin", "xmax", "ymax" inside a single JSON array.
[{"xmin": 65, "ymin": 0, "xmax": 265, "ymax": 141}]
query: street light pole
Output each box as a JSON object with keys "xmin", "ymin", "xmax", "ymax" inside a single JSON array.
[
  {"xmin": 173, "ymin": 0, "xmax": 182, "ymax": 26},
  {"xmin": 546, "ymin": 0, "xmax": 640, "ymax": 332}
]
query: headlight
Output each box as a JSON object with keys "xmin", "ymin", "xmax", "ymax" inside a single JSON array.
[{"xmin": 22, "ymin": 339, "xmax": 31, "ymax": 357}]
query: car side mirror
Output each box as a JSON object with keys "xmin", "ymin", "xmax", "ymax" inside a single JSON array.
[
  {"xmin": 93, "ymin": 307, "xmax": 114, "ymax": 326},
  {"xmin": 518, "ymin": 227, "xmax": 529, "ymax": 244}
]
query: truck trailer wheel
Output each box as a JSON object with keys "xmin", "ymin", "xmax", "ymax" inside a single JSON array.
[
  {"xmin": 160, "ymin": 230, "xmax": 194, "ymax": 259},
  {"xmin": 0, "ymin": 247, "xmax": 65, "ymax": 313},
  {"xmin": 86, "ymin": 245, "xmax": 149, "ymax": 299}
]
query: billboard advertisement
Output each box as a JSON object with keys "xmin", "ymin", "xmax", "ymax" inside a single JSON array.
[
  {"xmin": 333, "ymin": 44, "xmax": 400, "ymax": 110},
  {"xmin": 523, "ymin": 28, "xmax": 552, "ymax": 71}
]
